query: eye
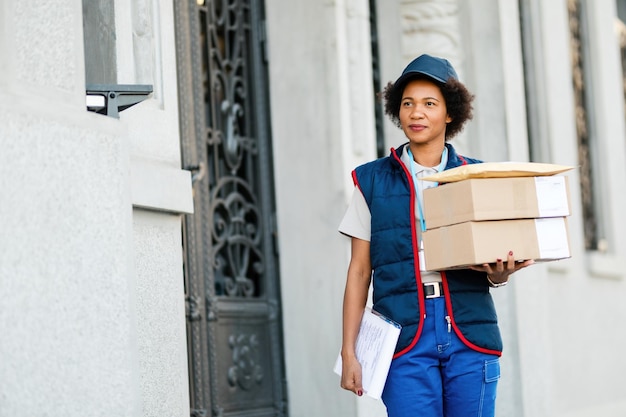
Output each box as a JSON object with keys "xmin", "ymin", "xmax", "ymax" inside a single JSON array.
[
  {"xmin": 402, "ymin": 101, "xmax": 413, "ymax": 108},
  {"xmin": 425, "ymin": 101, "xmax": 436, "ymax": 107}
]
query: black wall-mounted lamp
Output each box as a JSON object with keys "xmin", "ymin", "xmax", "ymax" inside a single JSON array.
[{"xmin": 86, "ymin": 84, "xmax": 153, "ymax": 118}]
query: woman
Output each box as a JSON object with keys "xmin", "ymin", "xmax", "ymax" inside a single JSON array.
[{"xmin": 338, "ymin": 54, "xmax": 533, "ymax": 416}]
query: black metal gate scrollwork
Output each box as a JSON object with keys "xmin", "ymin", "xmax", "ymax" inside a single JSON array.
[{"xmin": 174, "ymin": 1, "xmax": 287, "ymax": 416}]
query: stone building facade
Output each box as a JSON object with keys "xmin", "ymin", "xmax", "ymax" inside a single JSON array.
[{"xmin": 1, "ymin": 1, "xmax": 625, "ymax": 416}]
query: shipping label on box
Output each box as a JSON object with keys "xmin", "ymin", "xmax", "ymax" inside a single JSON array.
[
  {"xmin": 534, "ymin": 176, "xmax": 569, "ymax": 217},
  {"xmin": 535, "ymin": 217, "xmax": 570, "ymax": 259},
  {"xmin": 422, "ymin": 217, "xmax": 571, "ymax": 271},
  {"xmin": 423, "ymin": 176, "xmax": 570, "ymax": 229}
]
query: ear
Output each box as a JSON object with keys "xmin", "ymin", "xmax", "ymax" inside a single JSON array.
[{"xmin": 446, "ymin": 115, "xmax": 452, "ymax": 124}]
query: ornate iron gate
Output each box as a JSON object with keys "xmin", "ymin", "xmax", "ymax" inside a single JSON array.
[{"xmin": 174, "ymin": 1, "xmax": 287, "ymax": 416}]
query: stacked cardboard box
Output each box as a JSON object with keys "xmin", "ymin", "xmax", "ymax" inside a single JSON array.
[{"xmin": 421, "ymin": 166, "xmax": 572, "ymax": 271}]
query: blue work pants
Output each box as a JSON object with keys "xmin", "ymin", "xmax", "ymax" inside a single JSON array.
[{"xmin": 381, "ymin": 297, "xmax": 500, "ymax": 417}]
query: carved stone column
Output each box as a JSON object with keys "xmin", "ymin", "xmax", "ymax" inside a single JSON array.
[{"xmin": 399, "ymin": 0, "xmax": 462, "ymax": 71}]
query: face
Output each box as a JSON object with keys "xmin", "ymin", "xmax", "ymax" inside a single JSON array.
[{"xmin": 399, "ymin": 78, "xmax": 451, "ymax": 147}]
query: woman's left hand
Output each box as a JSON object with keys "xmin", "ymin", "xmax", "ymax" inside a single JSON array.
[{"xmin": 468, "ymin": 251, "xmax": 534, "ymax": 285}]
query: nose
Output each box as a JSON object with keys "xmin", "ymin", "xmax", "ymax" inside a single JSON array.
[{"xmin": 410, "ymin": 104, "xmax": 424, "ymax": 118}]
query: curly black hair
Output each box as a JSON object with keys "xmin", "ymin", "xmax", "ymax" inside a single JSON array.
[{"xmin": 380, "ymin": 75, "xmax": 474, "ymax": 141}]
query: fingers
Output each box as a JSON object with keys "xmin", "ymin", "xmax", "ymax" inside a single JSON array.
[
  {"xmin": 499, "ymin": 251, "xmax": 519, "ymax": 271},
  {"xmin": 494, "ymin": 257, "xmax": 504, "ymax": 273},
  {"xmin": 470, "ymin": 251, "xmax": 536, "ymax": 274},
  {"xmin": 341, "ymin": 378, "xmax": 363, "ymax": 396},
  {"xmin": 515, "ymin": 259, "xmax": 535, "ymax": 271},
  {"xmin": 506, "ymin": 251, "xmax": 515, "ymax": 269},
  {"xmin": 341, "ymin": 360, "xmax": 364, "ymax": 396},
  {"xmin": 507, "ymin": 251, "xmax": 536, "ymax": 272},
  {"xmin": 492, "ymin": 251, "xmax": 536, "ymax": 280}
]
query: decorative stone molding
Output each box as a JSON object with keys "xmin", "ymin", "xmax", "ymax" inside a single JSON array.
[
  {"xmin": 398, "ymin": 0, "xmax": 468, "ymax": 151},
  {"xmin": 399, "ymin": 0, "xmax": 461, "ymax": 63}
]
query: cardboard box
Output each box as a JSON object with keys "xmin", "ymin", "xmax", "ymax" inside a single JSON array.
[
  {"xmin": 422, "ymin": 217, "xmax": 571, "ymax": 271},
  {"xmin": 423, "ymin": 176, "xmax": 570, "ymax": 229}
]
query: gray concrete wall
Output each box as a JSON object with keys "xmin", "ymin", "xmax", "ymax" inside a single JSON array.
[
  {"xmin": 265, "ymin": 0, "xmax": 382, "ymax": 416},
  {"xmin": 0, "ymin": 1, "xmax": 141, "ymax": 415},
  {"xmin": 520, "ymin": 1, "xmax": 626, "ymax": 416},
  {"xmin": 119, "ymin": 0, "xmax": 192, "ymax": 415},
  {"xmin": 0, "ymin": 1, "xmax": 192, "ymax": 416}
]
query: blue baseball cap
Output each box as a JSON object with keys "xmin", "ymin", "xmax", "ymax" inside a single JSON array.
[{"xmin": 394, "ymin": 54, "xmax": 458, "ymax": 87}]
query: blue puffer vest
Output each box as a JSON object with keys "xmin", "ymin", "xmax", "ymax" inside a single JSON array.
[{"xmin": 353, "ymin": 143, "xmax": 503, "ymax": 358}]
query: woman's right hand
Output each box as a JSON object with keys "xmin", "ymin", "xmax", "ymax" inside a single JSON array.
[
  {"xmin": 340, "ymin": 237, "xmax": 371, "ymax": 398},
  {"xmin": 340, "ymin": 353, "xmax": 364, "ymax": 396}
]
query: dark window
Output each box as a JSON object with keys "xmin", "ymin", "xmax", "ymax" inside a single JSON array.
[{"xmin": 568, "ymin": 0, "xmax": 602, "ymax": 251}]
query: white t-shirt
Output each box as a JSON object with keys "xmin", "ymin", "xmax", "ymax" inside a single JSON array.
[{"xmin": 338, "ymin": 144, "xmax": 447, "ymax": 282}]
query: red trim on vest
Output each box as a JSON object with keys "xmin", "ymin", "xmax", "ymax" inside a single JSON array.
[
  {"xmin": 391, "ymin": 147, "xmax": 426, "ymax": 359},
  {"xmin": 441, "ymin": 272, "xmax": 502, "ymax": 357},
  {"xmin": 351, "ymin": 170, "xmax": 359, "ymax": 187},
  {"xmin": 388, "ymin": 146, "xmax": 485, "ymax": 359}
]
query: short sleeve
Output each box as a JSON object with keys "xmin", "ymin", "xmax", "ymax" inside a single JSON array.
[{"xmin": 338, "ymin": 187, "xmax": 371, "ymax": 241}]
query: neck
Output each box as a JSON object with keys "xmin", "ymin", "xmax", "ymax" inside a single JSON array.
[{"xmin": 408, "ymin": 142, "xmax": 446, "ymax": 167}]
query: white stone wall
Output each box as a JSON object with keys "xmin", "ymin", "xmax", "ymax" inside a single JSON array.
[
  {"xmin": 265, "ymin": 0, "xmax": 382, "ymax": 416},
  {"xmin": 517, "ymin": 1, "xmax": 626, "ymax": 416},
  {"xmin": 121, "ymin": 1, "xmax": 192, "ymax": 414},
  {"xmin": 0, "ymin": 1, "xmax": 140, "ymax": 415},
  {"xmin": 0, "ymin": 1, "xmax": 192, "ymax": 417}
]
